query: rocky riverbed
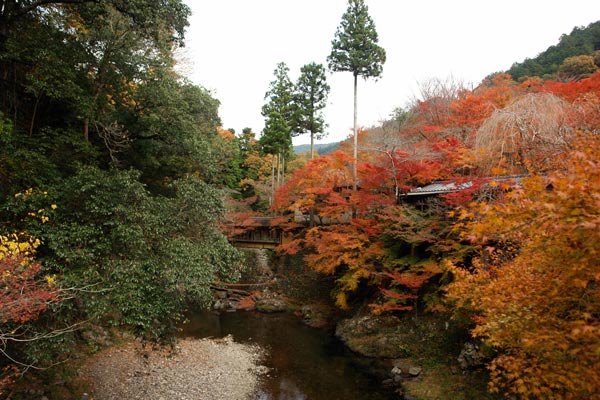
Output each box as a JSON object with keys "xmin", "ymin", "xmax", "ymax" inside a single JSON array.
[{"xmin": 79, "ymin": 335, "xmax": 267, "ymax": 400}]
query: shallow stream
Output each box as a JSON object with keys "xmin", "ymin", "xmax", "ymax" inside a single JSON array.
[{"xmin": 180, "ymin": 310, "xmax": 398, "ymax": 400}]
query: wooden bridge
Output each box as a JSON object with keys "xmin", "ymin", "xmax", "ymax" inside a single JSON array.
[{"xmin": 229, "ymin": 217, "xmax": 282, "ymax": 249}]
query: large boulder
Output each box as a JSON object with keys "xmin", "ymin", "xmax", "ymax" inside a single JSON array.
[
  {"xmin": 335, "ymin": 315, "xmax": 410, "ymax": 358},
  {"xmin": 299, "ymin": 304, "xmax": 335, "ymax": 329},
  {"xmin": 457, "ymin": 342, "xmax": 486, "ymax": 369},
  {"xmin": 255, "ymin": 298, "xmax": 288, "ymax": 313}
]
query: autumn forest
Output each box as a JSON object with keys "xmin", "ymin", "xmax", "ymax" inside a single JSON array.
[{"xmin": 1, "ymin": 0, "xmax": 600, "ymax": 399}]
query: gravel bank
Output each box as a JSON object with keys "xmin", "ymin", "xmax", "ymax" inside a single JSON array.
[{"xmin": 80, "ymin": 336, "xmax": 266, "ymax": 400}]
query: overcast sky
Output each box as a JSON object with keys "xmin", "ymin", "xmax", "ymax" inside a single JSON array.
[{"xmin": 178, "ymin": 1, "xmax": 599, "ymax": 145}]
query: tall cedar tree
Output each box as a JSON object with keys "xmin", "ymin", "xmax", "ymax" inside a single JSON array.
[
  {"xmin": 261, "ymin": 63, "xmax": 295, "ymax": 200},
  {"xmin": 328, "ymin": 0, "xmax": 386, "ymax": 188},
  {"xmin": 259, "ymin": 111, "xmax": 291, "ymax": 201},
  {"xmin": 262, "ymin": 62, "xmax": 296, "ymax": 130},
  {"xmin": 294, "ymin": 62, "xmax": 330, "ymax": 159}
]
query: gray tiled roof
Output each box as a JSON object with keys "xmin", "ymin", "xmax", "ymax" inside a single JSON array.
[
  {"xmin": 406, "ymin": 180, "xmax": 473, "ymax": 196},
  {"xmin": 405, "ymin": 175, "xmax": 526, "ymax": 196}
]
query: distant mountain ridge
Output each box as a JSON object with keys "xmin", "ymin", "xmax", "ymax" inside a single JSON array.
[{"xmin": 294, "ymin": 142, "xmax": 340, "ymax": 156}]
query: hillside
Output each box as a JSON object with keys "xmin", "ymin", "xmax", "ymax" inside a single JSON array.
[
  {"xmin": 294, "ymin": 142, "xmax": 340, "ymax": 156},
  {"xmin": 507, "ymin": 20, "xmax": 600, "ymax": 80}
]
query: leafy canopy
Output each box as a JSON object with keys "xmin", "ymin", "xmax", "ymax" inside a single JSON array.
[
  {"xmin": 262, "ymin": 62, "xmax": 296, "ymax": 128},
  {"xmin": 294, "ymin": 62, "xmax": 330, "ymax": 142},
  {"xmin": 447, "ymin": 134, "xmax": 600, "ymax": 399},
  {"xmin": 328, "ymin": 0, "xmax": 386, "ymax": 79}
]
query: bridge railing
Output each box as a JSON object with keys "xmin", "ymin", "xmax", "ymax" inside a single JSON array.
[{"xmin": 230, "ymin": 228, "xmax": 282, "ymax": 245}]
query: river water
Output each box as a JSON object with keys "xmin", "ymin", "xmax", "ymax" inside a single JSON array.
[{"xmin": 180, "ymin": 310, "xmax": 398, "ymax": 400}]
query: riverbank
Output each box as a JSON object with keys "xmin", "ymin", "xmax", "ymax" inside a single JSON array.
[{"xmin": 78, "ymin": 336, "xmax": 266, "ymax": 400}]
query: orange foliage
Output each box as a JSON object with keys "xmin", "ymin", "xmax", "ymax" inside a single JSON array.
[
  {"xmin": 447, "ymin": 133, "xmax": 600, "ymax": 399},
  {"xmin": 217, "ymin": 126, "xmax": 236, "ymax": 141},
  {"xmin": 303, "ymin": 219, "xmax": 385, "ymax": 308},
  {"xmin": 541, "ymin": 70, "xmax": 600, "ymax": 103},
  {"xmin": 273, "ymin": 150, "xmax": 393, "ymax": 308},
  {"xmin": 449, "ymin": 90, "xmax": 495, "ymax": 131},
  {"xmin": 371, "ymin": 266, "xmax": 439, "ymax": 314},
  {"xmin": 220, "ymin": 210, "xmax": 264, "ymax": 239},
  {"xmin": 449, "ymin": 73, "xmax": 521, "ymax": 133},
  {"xmin": 272, "ymin": 68, "xmax": 600, "ymax": 345},
  {"xmin": 273, "ymin": 150, "xmax": 354, "ymax": 222}
]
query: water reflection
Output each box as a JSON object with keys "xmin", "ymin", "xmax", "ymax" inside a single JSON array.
[
  {"xmin": 256, "ymin": 378, "xmax": 305, "ymax": 400},
  {"xmin": 180, "ymin": 310, "xmax": 396, "ymax": 400}
]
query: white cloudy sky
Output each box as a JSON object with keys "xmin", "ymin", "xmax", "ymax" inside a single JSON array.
[{"xmin": 179, "ymin": 1, "xmax": 599, "ymax": 145}]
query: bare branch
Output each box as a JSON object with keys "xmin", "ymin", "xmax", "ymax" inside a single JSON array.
[
  {"xmin": 475, "ymin": 93, "xmax": 573, "ymax": 174},
  {"xmin": 95, "ymin": 120, "xmax": 130, "ymax": 164}
]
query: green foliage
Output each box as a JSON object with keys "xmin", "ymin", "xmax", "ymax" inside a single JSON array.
[
  {"xmin": 0, "ymin": 122, "xmax": 98, "ymax": 201},
  {"xmin": 213, "ymin": 133, "xmax": 244, "ymax": 189},
  {"xmin": 238, "ymin": 127, "xmax": 258, "ymax": 154},
  {"xmin": 293, "ymin": 142, "xmax": 340, "ymax": 156},
  {"xmin": 262, "ymin": 62, "xmax": 296, "ymax": 128},
  {"xmin": 328, "ymin": 0, "xmax": 386, "ymax": 79},
  {"xmin": 507, "ymin": 21, "xmax": 600, "ymax": 80},
  {"xmin": 294, "ymin": 62, "xmax": 330, "ymax": 157},
  {"xmin": 0, "ymin": 0, "xmax": 250, "ymax": 390},
  {"xmin": 260, "ymin": 111, "xmax": 292, "ymax": 156},
  {"xmin": 124, "ymin": 78, "xmax": 223, "ymax": 191},
  {"xmin": 34, "ymin": 167, "xmax": 241, "ymax": 340},
  {"xmin": 0, "ymin": 0, "xmax": 191, "ymax": 165}
]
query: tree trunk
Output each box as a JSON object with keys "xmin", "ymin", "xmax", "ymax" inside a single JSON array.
[
  {"xmin": 310, "ymin": 130, "xmax": 315, "ymax": 160},
  {"xmin": 384, "ymin": 148, "xmax": 399, "ymax": 201},
  {"xmin": 84, "ymin": 116, "xmax": 89, "ymax": 143},
  {"xmin": 281, "ymin": 153, "xmax": 286, "ymax": 185},
  {"xmin": 276, "ymin": 152, "xmax": 281, "ymax": 188},
  {"xmin": 271, "ymin": 153, "xmax": 275, "ymax": 206},
  {"xmin": 29, "ymin": 92, "xmax": 41, "ymax": 136},
  {"xmin": 353, "ymin": 73, "xmax": 358, "ymax": 190}
]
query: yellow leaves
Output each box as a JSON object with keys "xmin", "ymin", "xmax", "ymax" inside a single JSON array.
[
  {"xmin": 0, "ymin": 233, "xmax": 41, "ymax": 262},
  {"xmin": 14, "ymin": 188, "xmax": 34, "ymax": 198},
  {"xmin": 457, "ymin": 208, "xmax": 470, "ymax": 221},
  {"xmin": 36, "ymin": 208, "xmax": 50, "ymax": 223},
  {"xmin": 335, "ymin": 292, "xmax": 349, "ymax": 309},
  {"xmin": 45, "ymin": 275, "xmax": 56, "ymax": 286},
  {"xmin": 12, "ymin": 190, "xmax": 57, "ymax": 224}
]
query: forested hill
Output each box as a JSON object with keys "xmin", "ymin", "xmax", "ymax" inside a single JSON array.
[
  {"xmin": 507, "ymin": 20, "xmax": 600, "ymax": 80},
  {"xmin": 0, "ymin": 1, "xmax": 246, "ymax": 388},
  {"xmin": 294, "ymin": 142, "xmax": 339, "ymax": 156}
]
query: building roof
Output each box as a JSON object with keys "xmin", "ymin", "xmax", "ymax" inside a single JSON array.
[
  {"xmin": 405, "ymin": 180, "xmax": 473, "ymax": 196},
  {"xmin": 404, "ymin": 175, "xmax": 527, "ymax": 197}
]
